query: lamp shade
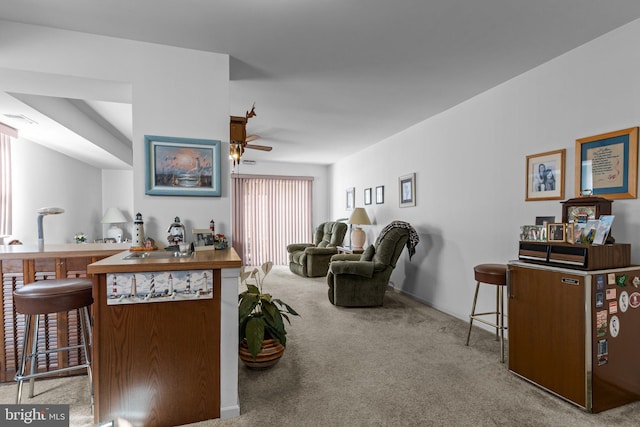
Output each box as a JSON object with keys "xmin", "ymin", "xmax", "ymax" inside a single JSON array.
[
  {"xmin": 348, "ymin": 208, "xmax": 371, "ymax": 225},
  {"xmin": 101, "ymin": 207, "xmax": 127, "ymax": 224}
]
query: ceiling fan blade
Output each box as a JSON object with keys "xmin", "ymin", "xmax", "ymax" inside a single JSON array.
[
  {"xmin": 245, "ymin": 144, "xmax": 272, "ymax": 152},
  {"xmin": 245, "ymin": 134, "xmax": 260, "ymax": 143}
]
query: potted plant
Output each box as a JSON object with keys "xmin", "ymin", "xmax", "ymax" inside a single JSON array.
[{"xmin": 238, "ymin": 262, "xmax": 299, "ymax": 369}]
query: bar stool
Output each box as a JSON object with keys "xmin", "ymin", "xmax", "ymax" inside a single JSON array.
[
  {"xmin": 465, "ymin": 264, "xmax": 507, "ymax": 363},
  {"xmin": 13, "ymin": 278, "xmax": 94, "ymax": 404}
]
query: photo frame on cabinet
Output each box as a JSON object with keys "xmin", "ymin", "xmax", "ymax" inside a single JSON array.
[
  {"xmin": 364, "ymin": 187, "xmax": 372, "ymax": 205},
  {"xmin": 346, "ymin": 187, "xmax": 355, "ymax": 210},
  {"xmin": 525, "ymin": 149, "xmax": 565, "ymax": 201},
  {"xmin": 376, "ymin": 186, "xmax": 384, "ymax": 204},
  {"xmin": 575, "ymin": 127, "xmax": 638, "ymax": 199},
  {"xmin": 192, "ymin": 228, "xmax": 216, "ymax": 251},
  {"xmin": 399, "ymin": 174, "xmax": 416, "ymax": 207},
  {"xmin": 547, "ymin": 223, "xmax": 566, "ymax": 242},
  {"xmin": 145, "ymin": 135, "xmax": 221, "ymax": 196}
]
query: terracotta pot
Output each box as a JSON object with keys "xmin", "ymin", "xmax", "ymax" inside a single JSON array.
[{"xmin": 239, "ymin": 338, "xmax": 285, "ymax": 370}]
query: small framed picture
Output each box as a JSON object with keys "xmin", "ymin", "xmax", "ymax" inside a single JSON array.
[
  {"xmin": 192, "ymin": 228, "xmax": 216, "ymax": 251},
  {"xmin": 346, "ymin": 187, "xmax": 355, "ymax": 210},
  {"xmin": 535, "ymin": 216, "xmax": 555, "ymax": 226},
  {"xmin": 520, "ymin": 225, "xmax": 546, "ymax": 241},
  {"xmin": 547, "ymin": 223, "xmax": 566, "ymax": 242},
  {"xmin": 399, "ymin": 173, "xmax": 416, "ymax": 207},
  {"xmin": 375, "ymin": 186, "xmax": 384, "ymax": 204},
  {"xmin": 525, "ymin": 149, "xmax": 565, "ymax": 201},
  {"xmin": 565, "ymin": 223, "xmax": 574, "ymax": 244},
  {"xmin": 364, "ymin": 188, "xmax": 372, "ymax": 205}
]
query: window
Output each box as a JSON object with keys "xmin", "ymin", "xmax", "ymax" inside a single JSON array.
[
  {"xmin": 232, "ymin": 174, "xmax": 313, "ymax": 266},
  {"xmin": 0, "ymin": 122, "xmax": 17, "ymax": 238}
]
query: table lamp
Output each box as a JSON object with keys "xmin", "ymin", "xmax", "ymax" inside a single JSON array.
[
  {"xmin": 101, "ymin": 207, "xmax": 127, "ymax": 242},
  {"xmin": 37, "ymin": 207, "xmax": 64, "ymax": 250},
  {"xmin": 348, "ymin": 207, "xmax": 371, "ymax": 250}
]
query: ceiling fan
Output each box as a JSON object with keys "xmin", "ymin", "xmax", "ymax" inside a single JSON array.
[{"xmin": 230, "ymin": 104, "xmax": 272, "ymax": 165}]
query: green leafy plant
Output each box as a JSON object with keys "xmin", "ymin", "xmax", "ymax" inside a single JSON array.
[{"xmin": 238, "ymin": 262, "xmax": 299, "ymax": 360}]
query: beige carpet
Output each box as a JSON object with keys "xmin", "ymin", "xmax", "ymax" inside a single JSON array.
[{"xmin": 1, "ymin": 265, "xmax": 638, "ymax": 426}]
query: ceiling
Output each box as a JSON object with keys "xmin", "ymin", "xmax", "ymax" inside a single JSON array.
[{"xmin": 2, "ymin": 1, "xmax": 640, "ymax": 168}]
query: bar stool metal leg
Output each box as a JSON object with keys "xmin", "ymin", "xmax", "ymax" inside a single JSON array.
[
  {"xmin": 465, "ymin": 281, "xmax": 481, "ymax": 346},
  {"xmin": 79, "ymin": 306, "xmax": 94, "ymax": 407},
  {"xmin": 28, "ymin": 314, "xmax": 40, "ymax": 399},
  {"xmin": 15, "ymin": 314, "xmax": 32, "ymax": 404}
]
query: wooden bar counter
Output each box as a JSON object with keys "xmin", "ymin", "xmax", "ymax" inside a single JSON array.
[
  {"xmin": 87, "ymin": 248, "xmax": 242, "ymax": 426},
  {"xmin": 0, "ymin": 243, "xmax": 130, "ymax": 383}
]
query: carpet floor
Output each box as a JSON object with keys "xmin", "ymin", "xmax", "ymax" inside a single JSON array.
[{"xmin": 1, "ymin": 265, "xmax": 638, "ymax": 426}]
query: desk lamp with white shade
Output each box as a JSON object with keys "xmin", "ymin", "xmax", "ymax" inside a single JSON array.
[
  {"xmin": 348, "ymin": 207, "xmax": 371, "ymax": 250},
  {"xmin": 101, "ymin": 207, "xmax": 127, "ymax": 242},
  {"xmin": 37, "ymin": 207, "xmax": 64, "ymax": 250}
]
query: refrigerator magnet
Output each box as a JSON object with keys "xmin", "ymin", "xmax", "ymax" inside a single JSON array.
[
  {"xmin": 619, "ymin": 291, "xmax": 629, "ymax": 313},
  {"xmin": 609, "ymin": 315, "xmax": 620, "ymax": 338}
]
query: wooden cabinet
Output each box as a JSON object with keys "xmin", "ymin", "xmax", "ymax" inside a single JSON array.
[
  {"xmin": 87, "ymin": 248, "xmax": 242, "ymax": 426},
  {"xmin": 508, "ymin": 261, "xmax": 640, "ymax": 412},
  {"xmin": 508, "ymin": 264, "xmax": 586, "ymax": 406},
  {"xmin": 0, "ymin": 244, "xmax": 129, "ymax": 382}
]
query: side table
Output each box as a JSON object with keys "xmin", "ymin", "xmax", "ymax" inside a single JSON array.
[{"xmin": 337, "ymin": 246, "xmax": 364, "ymax": 255}]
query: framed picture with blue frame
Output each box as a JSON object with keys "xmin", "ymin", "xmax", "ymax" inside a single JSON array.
[
  {"xmin": 575, "ymin": 127, "xmax": 638, "ymax": 199},
  {"xmin": 145, "ymin": 135, "xmax": 222, "ymax": 196}
]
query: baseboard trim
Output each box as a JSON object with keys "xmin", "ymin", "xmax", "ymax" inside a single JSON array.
[{"xmin": 220, "ymin": 404, "xmax": 241, "ymax": 419}]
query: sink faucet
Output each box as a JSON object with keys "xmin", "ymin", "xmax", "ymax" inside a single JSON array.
[{"xmin": 37, "ymin": 207, "xmax": 64, "ymax": 250}]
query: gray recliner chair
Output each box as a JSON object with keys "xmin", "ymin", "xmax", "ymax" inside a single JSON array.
[
  {"xmin": 287, "ymin": 221, "xmax": 348, "ymax": 277},
  {"xmin": 327, "ymin": 226, "xmax": 410, "ymax": 307}
]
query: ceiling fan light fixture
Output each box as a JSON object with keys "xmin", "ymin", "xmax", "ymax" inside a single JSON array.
[{"xmin": 230, "ymin": 141, "xmax": 244, "ymax": 166}]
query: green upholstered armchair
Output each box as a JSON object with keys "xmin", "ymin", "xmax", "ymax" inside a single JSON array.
[
  {"xmin": 287, "ymin": 221, "xmax": 348, "ymax": 277},
  {"xmin": 327, "ymin": 227, "xmax": 410, "ymax": 307}
]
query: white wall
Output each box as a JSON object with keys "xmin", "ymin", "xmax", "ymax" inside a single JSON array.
[
  {"xmin": 101, "ymin": 169, "xmax": 134, "ymax": 241},
  {"xmin": 11, "ymin": 139, "xmax": 102, "ymax": 244},
  {"xmin": 1, "ymin": 21, "xmax": 229, "ymax": 248},
  {"xmin": 331, "ymin": 18, "xmax": 640, "ymax": 322}
]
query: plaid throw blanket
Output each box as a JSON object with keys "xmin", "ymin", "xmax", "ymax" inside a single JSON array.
[{"xmin": 375, "ymin": 221, "xmax": 419, "ymax": 260}]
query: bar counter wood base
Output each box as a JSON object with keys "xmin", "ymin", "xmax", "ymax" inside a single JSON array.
[
  {"xmin": 0, "ymin": 243, "xmax": 130, "ymax": 383},
  {"xmin": 87, "ymin": 248, "xmax": 242, "ymax": 427}
]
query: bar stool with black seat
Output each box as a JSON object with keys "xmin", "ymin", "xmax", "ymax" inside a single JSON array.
[
  {"xmin": 13, "ymin": 278, "xmax": 94, "ymax": 404},
  {"xmin": 465, "ymin": 264, "xmax": 508, "ymax": 363}
]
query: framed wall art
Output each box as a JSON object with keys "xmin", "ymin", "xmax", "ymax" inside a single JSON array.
[
  {"xmin": 399, "ymin": 173, "xmax": 416, "ymax": 207},
  {"xmin": 376, "ymin": 186, "xmax": 384, "ymax": 204},
  {"xmin": 346, "ymin": 187, "xmax": 355, "ymax": 210},
  {"xmin": 575, "ymin": 127, "xmax": 638, "ymax": 199},
  {"xmin": 145, "ymin": 135, "xmax": 221, "ymax": 196},
  {"xmin": 525, "ymin": 149, "xmax": 565, "ymax": 201},
  {"xmin": 364, "ymin": 187, "xmax": 372, "ymax": 205}
]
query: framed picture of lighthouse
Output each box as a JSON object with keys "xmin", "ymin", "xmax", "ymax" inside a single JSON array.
[{"xmin": 144, "ymin": 135, "xmax": 222, "ymax": 196}]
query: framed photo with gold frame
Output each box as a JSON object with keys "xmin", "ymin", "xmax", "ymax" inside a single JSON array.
[
  {"xmin": 525, "ymin": 149, "xmax": 565, "ymax": 201},
  {"xmin": 547, "ymin": 223, "xmax": 566, "ymax": 242},
  {"xmin": 565, "ymin": 223, "xmax": 574, "ymax": 244},
  {"xmin": 575, "ymin": 127, "xmax": 638, "ymax": 199}
]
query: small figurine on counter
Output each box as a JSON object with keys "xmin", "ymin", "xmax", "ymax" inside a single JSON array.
[
  {"xmin": 209, "ymin": 219, "xmax": 215, "ymax": 233},
  {"xmin": 167, "ymin": 217, "xmax": 185, "ymax": 246},
  {"xmin": 133, "ymin": 213, "xmax": 145, "ymax": 248},
  {"xmin": 145, "ymin": 237, "xmax": 156, "ymax": 249},
  {"xmin": 214, "ymin": 233, "xmax": 228, "ymax": 249}
]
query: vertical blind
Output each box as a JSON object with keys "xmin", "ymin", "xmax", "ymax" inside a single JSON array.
[
  {"xmin": 0, "ymin": 122, "xmax": 17, "ymax": 238},
  {"xmin": 232, "ymin": 174, "xmax": 313, "ymax": 266}
]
